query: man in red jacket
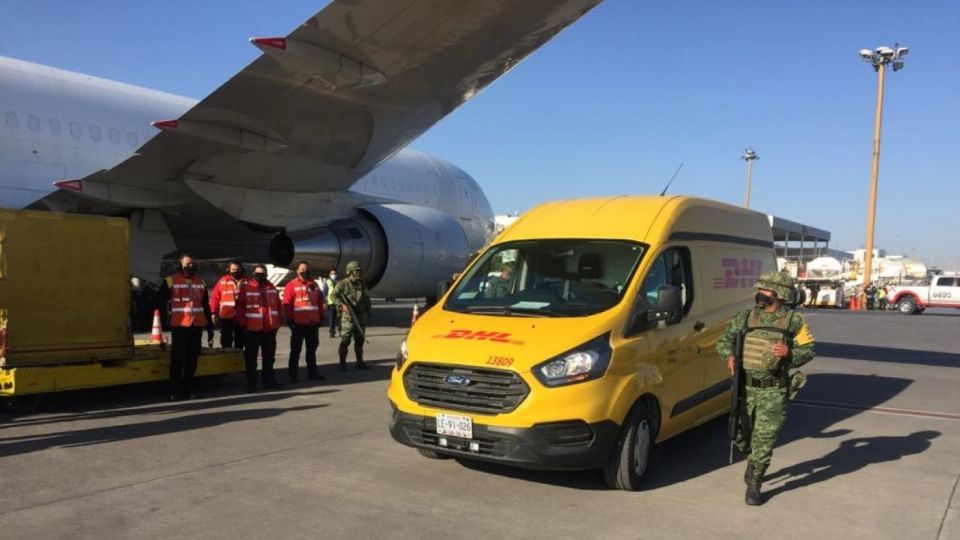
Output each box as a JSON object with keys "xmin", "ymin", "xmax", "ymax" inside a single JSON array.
[
  {"xmin": 236, "ymin": 264, "xmax": 283, "ymax": 392},
  {"xmin": 209, "ymin": 260, "xmax": 247, "ymax": 349},
  {"xmin": 283, "ymin": 261, "xmax": 326, "ymax": 382},
  {"xmin": 155, "ymin": 253, "xmax": 211, "ymax": 401}
]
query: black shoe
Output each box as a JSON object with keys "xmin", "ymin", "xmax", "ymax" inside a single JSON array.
[
  {"xmin": 245, "ymin": 385, "xmax": 258, "ymax": 394},
  {"xmin": 167, "ymin": 393, "xmax": 181, "ymax": 402},
  {"xmin": 289, "ymin": 375, "xmax": 299, "ymax": 384},
  {"xmin": 339, "ymin": 364, "xmax": 348, "ymax": 372},
  {"xmin": 745, "ymin": 483, "xmax": 764, "ymax": 506},
  {"xmin": 356, "ymin": 362, "xmax": 370, "ymax": 370},
  {"xmin": 307, "ymin": 373, "xmax": 326, "ymax": 381},
  {"xmin": 263, "ymin": 380, "xmax": 283, "ymax": 390}
]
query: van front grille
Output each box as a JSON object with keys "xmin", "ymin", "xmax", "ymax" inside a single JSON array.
[{"xmin": 402, "ymin": 362, "xmax": 529, "ymax": 414}]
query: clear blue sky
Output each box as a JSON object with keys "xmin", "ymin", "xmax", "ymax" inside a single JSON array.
[{"xmin": 3, "ymin": 1, "xmax": 958, "ymax": 267}]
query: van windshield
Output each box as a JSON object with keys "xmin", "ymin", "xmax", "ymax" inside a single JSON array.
[{"xmin": 444, "ymin": 239, "xmax": 646, "ymax": 317}]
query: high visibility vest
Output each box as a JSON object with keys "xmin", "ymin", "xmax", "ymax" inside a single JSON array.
[
  {"xmin": 168, "ymin": 274, "xmax": 208, "ymax": 328},
  {"xmin": 242, "ymin": 282, "xmax": 281, "ymax": 332},
  {"xmin": 323, "ymin": 278, "xmax": 338, "ymax": 306},
  {"xmin": 290, "ymin": 279, "xmax": 323, "ymax": 325},
  {"xmin": 214, "ymin": 275, "xmax": 245, "ymax": 319}
]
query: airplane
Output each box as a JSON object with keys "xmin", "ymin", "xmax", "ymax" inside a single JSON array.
[{"xmin": 0, "ymin": 0, "xmax": 601, "ymax": 299}]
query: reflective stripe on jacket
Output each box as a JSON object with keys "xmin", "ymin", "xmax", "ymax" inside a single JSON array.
[
  {"xmin": 237, "ymin": 281, "xmax": 282, "ymax": 332},
  {"xmin": 210, "ymin": 275, "xmax": 245, "ymax": 319},
  {"xmin": 169, "ymin": 274, "xmax": 208, "ymax": 328},
  {"xmin": 283, "ymin": 278, "xmax": 324, "ymax": 325}
]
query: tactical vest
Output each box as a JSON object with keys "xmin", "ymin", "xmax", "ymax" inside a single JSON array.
[{"xmin": 741, "ymin": 309, "xmax": 794, "ymax": 373}]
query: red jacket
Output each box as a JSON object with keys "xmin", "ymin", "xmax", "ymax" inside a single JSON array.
[
  {"xmin": 283, "ymin": 277, "xmax": 325, "ymax": 325},
  {"xmin": 167, "ymin": 273, "xmax": 208, "ymax": 328},
  {"xmin": 210, "ymin": 274, "xmax": 246, "ymax": 319},
  {"xmin": 236, "ymin": 279, "xmax": 283, "ymax": 332}
]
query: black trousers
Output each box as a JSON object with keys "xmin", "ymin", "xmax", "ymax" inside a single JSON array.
[
  {"xmin": 220, "ymin": 317, "xmax": 245, "ymax": 349},
  {"xmin": 328, "ymin": 308, "xmax": 340, "ymax": 336},
  {"xmin": 289, "ymin": 324, "xmax": 320, "ymax": 377},
  {"xmin": 338, "ymin": 332, "xmax": 364, "ymax": 364},
  {"xmin": 170, "ymin": 326, "xmax": 202, "ymax": 397},
  {"xmin": 244, "ymin": 330, "xmax": 278, "ymax": 388}
]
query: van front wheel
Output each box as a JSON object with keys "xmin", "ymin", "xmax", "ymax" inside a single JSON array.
[{"xmin": 604, "ymin": 405, "xmax": 654, "ymax": 490}]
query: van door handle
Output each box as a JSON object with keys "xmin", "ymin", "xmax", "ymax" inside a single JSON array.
[{"xmin": 693, "ymin": 321, "xmax": 706, "ymax": 332}]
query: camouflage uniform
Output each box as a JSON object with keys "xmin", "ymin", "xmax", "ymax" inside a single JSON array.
[
  {"xmin": 716, "ymin": 272, "xmax": 816, "ymax": 504},
  {"xmin": 333, "ymin": 261, "xmax": 372, "ymax": 369}
]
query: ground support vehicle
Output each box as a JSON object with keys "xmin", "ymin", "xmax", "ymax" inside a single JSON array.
[{"xmin": 889, "ymin": 273, "xmax": 960, "ymax": 314}]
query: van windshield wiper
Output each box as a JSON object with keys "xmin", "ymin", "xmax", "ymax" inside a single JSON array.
[{"xmin": 461, "ymin": 305, "xmax": 559, "ymax": 317}]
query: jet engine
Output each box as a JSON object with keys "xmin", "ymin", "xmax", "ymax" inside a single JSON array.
[{"xmin": 269, "ymin": 204, "xmax": 469, "ymax": 299}]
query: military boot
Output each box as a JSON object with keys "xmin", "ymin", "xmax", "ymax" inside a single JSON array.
[
  {"xmin": 745, "ymin": 480, "xmax": 763, "ymax": 506},
  {"xmin": 338, "ymin": 341, "xmax": 349, "ymax": 372},
  {"xmin": 355, "ymin": 348, "xmax": 370, "ymax": 370},
  {"xmin": 744, "ymin": 461, "xmax": 755, "ymax": 485}
]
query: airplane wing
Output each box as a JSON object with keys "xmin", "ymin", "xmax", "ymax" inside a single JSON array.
[{"xmin": 55, "ymin": 0, "xmax": 601, "ymax": 225}]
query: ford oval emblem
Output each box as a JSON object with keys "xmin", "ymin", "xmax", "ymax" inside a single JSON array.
[{"xmin": 445, "ymin": 374, "xmax": 471, "ymax": 387}]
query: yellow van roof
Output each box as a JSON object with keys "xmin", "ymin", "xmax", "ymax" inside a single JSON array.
[{"xmin": 496, "ymin": 195, "xmax": 773, "ymax": 246}]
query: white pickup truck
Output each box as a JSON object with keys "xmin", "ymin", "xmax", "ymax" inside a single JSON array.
[{"xmin": 889, "ymin": 273, "xmax": 960, "ymax": 314}]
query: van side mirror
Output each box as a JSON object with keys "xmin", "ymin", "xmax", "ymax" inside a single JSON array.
[
  {"xmin": 626, "ymin": 285, "xmax": 683, "ymax": 336},
  {"xmin": 647, "ymin": 285, "xmax": 682, "ymax": 325}
]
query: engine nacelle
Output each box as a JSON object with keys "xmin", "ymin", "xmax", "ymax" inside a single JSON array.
[{"xmin": 269, "ymin": 204, "xmax": 469, "ymax": 298}]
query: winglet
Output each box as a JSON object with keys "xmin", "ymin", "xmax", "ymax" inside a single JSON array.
[
  {"xmin": 54, "ymin": 179, "xmax": 84, "ymax": 192},
  {"xmin": 250, "ymin": 37, "xmax": 287, "ymax": 50},
  {"xmin": 151, "ymin": 119, "xmax": 179, "ymax": 130}
]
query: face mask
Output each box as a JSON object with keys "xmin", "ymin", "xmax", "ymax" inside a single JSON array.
[
  {"xmin": 184, "ymin": 264, "xmax": 197, "ymax": 277},
  {"xmin": 230, "ymin": 270, "xmax": 242, "ymax": 279},
  {"xmin": 298, "ymin": 270, "xmax": 310, "ymax": 280},
  {"xmin": 755, "ymin": 292, "xmax": 776, "ymax": 307},
  {"xmin": 330, "ymin": 274, "xmax": 337, "ymax": 281},
  {"xmin": 255, "ymin": 273, "xmax": 267, "ymax": 283}
]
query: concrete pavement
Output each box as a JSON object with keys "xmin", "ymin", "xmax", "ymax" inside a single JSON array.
[{"xmin": 0, "ymin": 303, "xmax": 958, "ymax": 539}]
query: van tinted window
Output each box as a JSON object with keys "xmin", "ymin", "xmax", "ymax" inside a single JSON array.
[
  {"xmin": 936, "ymin": 277, "xmax": 955, "ymax": 287},
  {"xmin": 641, "ymin": 247, "xmax": 694, "ymax": 314}
]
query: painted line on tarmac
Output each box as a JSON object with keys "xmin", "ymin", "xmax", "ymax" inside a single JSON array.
[{"xmin": 793, "ymin": 399, "xmax": 960, "ymax": 421}]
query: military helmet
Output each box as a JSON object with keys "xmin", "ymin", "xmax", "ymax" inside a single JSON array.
[
  {"xmin": 346, "ymin": 261, "xmax": 362, "ymax": 273},
  {"xmin": 755, "ymin": 270, "xmax": 796, "ymax": 299}
]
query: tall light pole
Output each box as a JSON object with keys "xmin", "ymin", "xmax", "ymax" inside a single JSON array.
[
  {"xmin": 742, "ymin": 147, "xmax": 759, "ymax": 208},
  {"xmin": 858, "ymin": 44, "xmax": 908, "ymax": 288}
]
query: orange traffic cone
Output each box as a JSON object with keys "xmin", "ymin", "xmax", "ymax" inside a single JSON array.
[
  {"xmin": 151, "ymin": 309, "xmax": 165, "ymax": 344},
  {"xmin": 411, "ymin": 302, "xmax": 420, "ymax": 326}
]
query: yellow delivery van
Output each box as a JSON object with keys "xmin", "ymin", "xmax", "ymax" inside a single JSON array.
[{"xmin": 387, "ymin": 196, "xmax": 777, "ymax": 490}]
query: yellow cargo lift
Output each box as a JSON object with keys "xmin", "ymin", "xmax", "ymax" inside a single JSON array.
[{"xmin": 0, "ymin": 210, "xmax": 243, "ymax": 407}]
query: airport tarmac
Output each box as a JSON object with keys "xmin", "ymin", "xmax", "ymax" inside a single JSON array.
[{"xmin": 0, "ymin": 303, "xmax": 958, "ymax": 540}]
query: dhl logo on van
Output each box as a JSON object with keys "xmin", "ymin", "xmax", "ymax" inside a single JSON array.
[
  {"xmin": 432, "ymin": 329, "xmax": 525, "ymax": 346},
  {"xmin": 713, "ymin": 258, "xmax": 763, "ymax": 289}
]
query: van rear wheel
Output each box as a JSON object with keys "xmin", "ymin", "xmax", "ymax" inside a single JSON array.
[
  {"xmin": 604, "ymin": 403, "xmax": 654, "ymax": 490},
  {"xmin": 417, "ymin": 447, "xmax": 452, "ymax": 459}
]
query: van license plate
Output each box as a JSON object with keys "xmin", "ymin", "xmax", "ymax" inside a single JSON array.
[{"xmin": 436, "ymin": 413, "xmax": 473, "ymax": 439}]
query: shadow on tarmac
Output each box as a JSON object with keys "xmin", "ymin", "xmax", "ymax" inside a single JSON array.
[
  {"xmin": 453, "ymin": 373, "xmax": 915, "ymax": 491},
  {"xmin": 816, "ymin": 342, "xmax": 960, "ymax": 368},
  {"xmin": 0, "ymin": 403, "xmax": 327, "ymax": 457},
  {"xmin": 763, "ymin": 430, "xmax": 941, "ymax": 500}
]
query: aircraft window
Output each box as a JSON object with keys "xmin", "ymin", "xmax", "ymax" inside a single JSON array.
[
  {"xmin": 49, "ymin": 118, "xmax": 62, "ymax": 135},
  {"xmin": 126, "ymin": 132, "xmax": 138, "ymax": 147},
  {"xmin": 89, "ymin": 125, "xmax": 102, "ymax": 141},
  {"xmin": 4, "ymin": 111, "xmax": 18, "ymax": 128},
  {"xmin": 28, "ymin": 115, "xmax": 41, "ymax": 132},
  {"xmin": 69, "ymin": 121, "xmax": 82, "ymax": 138},
  {"xmin": 108, "ymin": 128, "xmax": 120, "ymax": 144}
]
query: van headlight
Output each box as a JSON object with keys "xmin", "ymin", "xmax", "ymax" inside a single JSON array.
[
  {"xmin": 396, "ymin": 338, "xmax": 409, "ymax": 371},
  {"xmin": 532, "ymin": 333, "xmax": 612, "ymax": 387}
]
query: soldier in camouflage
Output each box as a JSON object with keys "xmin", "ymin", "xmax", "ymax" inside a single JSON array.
[
  {"xmin": 716, "ymin": 271, "xmax": 816, "ymax": 506},
  {"xmin": 333, "ymin": 261, "xmax": 372, "ymax": 371}
]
